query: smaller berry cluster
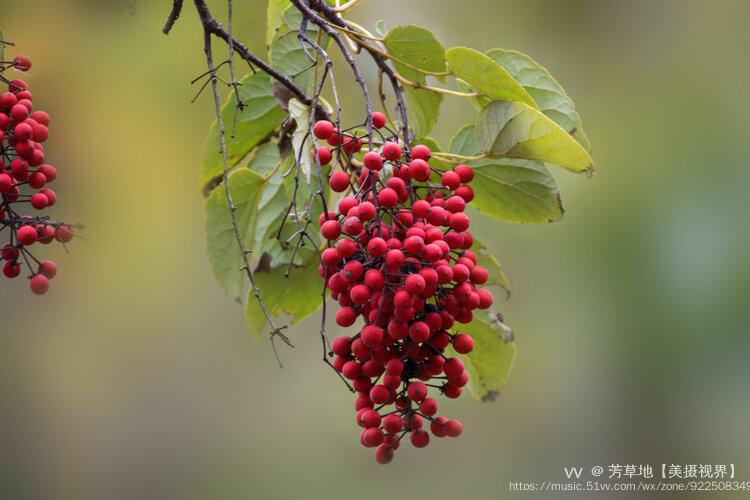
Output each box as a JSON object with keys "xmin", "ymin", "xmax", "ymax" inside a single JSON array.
[
  {"xmin": 0, "ymin": 52, "xmax": 74, "ymax": 295},
  {"xmin": 312, "ymin": 113, "xmax": 492, "ymax": 464}
]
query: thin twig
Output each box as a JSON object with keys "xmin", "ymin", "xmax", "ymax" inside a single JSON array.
[{"xmin": 200, "ymin": 20, "xmax": 293, "ymax": 365}]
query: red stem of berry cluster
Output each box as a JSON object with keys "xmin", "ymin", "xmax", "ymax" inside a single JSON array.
[
  {"xmin": 312, "ymin": 114, "xmax": 492, "ymax": 463},
  {"xmin": 0, "ymin": 48, "xmax": 80, "ymax": 295}
]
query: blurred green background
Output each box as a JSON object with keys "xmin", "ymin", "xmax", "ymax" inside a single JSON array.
[{"xmin": 1, "ymin": 1, "xmax": 749, "ymax": 499}]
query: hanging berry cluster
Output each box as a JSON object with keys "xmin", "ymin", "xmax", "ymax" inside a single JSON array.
[
  {"xmin": 312, "ymin": 113, "xmax": 493, "ymax": 464},
  {"xmin": 0, "ymin": 51, "xmax": 75, "ymax": 295}
]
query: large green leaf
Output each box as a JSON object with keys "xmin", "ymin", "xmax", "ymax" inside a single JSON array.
[
  {"xmin": 472, "ymin": 239, "xmax": 511, "ymax": 297},
  {"xmin": 244, "ymin": 257, "xmax": 323, "ymax": 337},
  {"xmin": 404, "ymin": 88, "xmax": 442, "ymax": 141},
  {"xmin": 449, "ymin": 124, "xmax": 563, "ymax": 223},
  {"xmin": 200, "ymin": 73, "xmax": 285, "ymax": 190},
  {"xmin": 269, "ymin": 5, "xmax": 329, "ymax": 93},
  {"xmin": 205, "ymin": 167, "xmax": 285, "ymax": 300},
  {"xmin": 384, "ymin": 25, "xmax": 446, "ymax": 139},
  {"xmin": 485, "ymin": 49, "xmax": 590, "ymax": 151},
  {"xmin": 449, "ymin": 312, "xmax": 516, "ymax": 402},
  {"xmin": 476, "ymin": 100, "xmax": 593, "ymax": 173},
  {"xmin": 383, "ymin": 25, "xmax": 446, "ymax": 80},
  {"xmin": 445, "ymin": 47, "xmax": 536, "ymax": 108},
  {"xmin": 266, "ymin": 0, "xmax": 291, "ymax": 50}
]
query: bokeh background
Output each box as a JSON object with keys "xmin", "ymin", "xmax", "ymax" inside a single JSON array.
[{"xmin": 1, "ymin": 0, "xmax": 749, "ymax": 499}]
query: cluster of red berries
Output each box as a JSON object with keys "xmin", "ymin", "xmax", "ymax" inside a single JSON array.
[
  {"xmin": 313, "ymin": 113, "xmax": 492, "ymax": 464},
  {"xmin": 0, "ymin": 53, "xmax": 73, "ymax": 295}
]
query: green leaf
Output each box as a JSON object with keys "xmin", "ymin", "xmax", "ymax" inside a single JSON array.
[
  {"xmin": 473, "ymin": 239, "xmax": 511, "ymax": 297},
  {"xmin": 476, "ymin": 100, "xmax": 593, "ymax": 173},
  {"xmin": 404, "ymin": 88, "xmax": 442, "ymax": 141},
  {"xmin": 485, "ymin": 49, "xmax": 590, "ymax": 151},
  {"xmin": 383, "ymin": 25, "xmax": 447, "ymax": 81},
  {"xmin": 288, "ymin": 98, "xmax": 314, "ymax": 182},
  {"xmin": 205, "ymin": 168, "xmax": 285, "ymax": 300},
  {"xmin": 384, "ymin": 25, "xmax": 446, "ymax": 139},
  {"xmin": 269, "ymin": 5, "xmax": 329, "ymax": 93},
  {"xmin": 449, "ymin": 125, "xmax": 563, "ymax": 223},
  {"xmin": 248, "ymin": 144, "xmax": 289, "ymax": 253},
  {"xmin": 450, "ymin": 312, "xmax": 516, "ymax": 402},
  {"xmin": 445, "ymin": 47, "xmax": 536, "ymax": 108},
  {"xmin": 266, "ymin": 0, "xmax": 291, "ymax": 49},
  {"xmin": 244, "ymin": 257, "xmax": 323, "ymax": 338},
  {"xmin": 200, "ymin": 73, "xmax": 285, "ymax": 190}
]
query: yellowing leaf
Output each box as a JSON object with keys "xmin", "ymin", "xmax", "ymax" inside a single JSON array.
[
  {"xmin": 476, "ymin": 100, "xmax": 593, "ymax": 173},
  {"xmin": 445, "ymin": 47, "xmax": 536, "ymax": 108}
]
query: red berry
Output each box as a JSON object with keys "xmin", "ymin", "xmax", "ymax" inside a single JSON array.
[
  {"xmin": 313, "ymin": 120, "xmax": 334, "ymax": 139},
  {"xmin": 331, "ymin": 336, "xmax": 351, "ymax": 357},
  {"xmin": 315, "ymin": 146, "xmax": 332, "ymax": 165},
  {"xmin": 410, "ymin": 429, "xmax": 430, "ymax": 448},
  {"xmin": 2, "ymin": 261, "xmax": 21, "ymax": 278},
  {"xmin": 411, "ymin": 144, "xmax": 431, "ymax": 161},
  {"xmin": 452, "ymin": 333, "xmax": 474, "ymax": 354},
  {"xmin": 31, "ymin": 111, "xmax": 50, "ymax": 126},
  {"xmin": 377, "ymin": 187, "xmax": 398, "ymax": 207},
  {"xmin": 454, "ymin": 164, "xmax": 474, "ymax": 183},
  {"xmin": 371, "ymin": 112, "xmax": 386, "ymax": 129},
  {"xmin": 30, "ymin": 192, "xmax": 48, "ymax": 210},
  {"xmin": 329, "ymin": 170, "xmax": 349, "ymax": 192},
  {"xmin": 407, "ymin": 381, "xmax": 428, "ymax": 401},
  {"xmin": 13, "ymin": 55, "xmax": 32, "ymax": 72},
  {"xmin": 17, "ymin": 225, "xmax": 37, "ymax": 245},
  {"xmin": 419, "ymin": 397, "xmax": 438, "ymax": 416},
  {"xmin": 382, "ymin": 142, "xmax": 402, "ymax": 162},
  {"xmin": 30, "ymin": 274, "xmax": 49, "ymax": 295},
  {"xmin": 336, "ymin": 307, "xmax": 357, "ymax": 327},
  {"xmin": 382, "ymin": 413, "xmax": 403, "ymax": 433},
  {"xmin": 445, "ymin": 419, "xmax": 463, "ymax": 437},
  {"xmin": 38, "ymin": 260, "xmax": 57, "ymax": 279},
  {"xmin": 320, "ymin": 220, "xmax": 341, "ymax": 240},
  {"xmin": 363, "ymin": 151, "xmax": 383, "ymax": 171},
  {"xmin": 369, "ymin": 384, "xmax": 390, "ymax": 404},
  {"xmin": 374, "ymin": 444, "xmax": 394, "ymax": 464},
  {"xmin": 409, "ymin": 159, "xmax": 430, "ymax": 182},
  {"xmin": 442, "ymin": 171, "xmax": 461, "ymax": 190}
]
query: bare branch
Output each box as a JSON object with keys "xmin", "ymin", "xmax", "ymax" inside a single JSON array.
[{"xmin": 199, "ymin": 16, "xmax": 293, "ymax": 364}]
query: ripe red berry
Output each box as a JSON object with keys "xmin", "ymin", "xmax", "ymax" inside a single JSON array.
[
  {"xmin": 336, "ymin": 307, "xmax": 357, "ymax": 327},
  {"xmin": 430, "ymin": 416, "xmax": 449, "ymax": 437},
  {"xmin": 454, "ymin": 164, "xmax": 474, "ymax": 183},
  {"xmin": 381, "ymin": 141, "xmax": 402, "ymax": 162},
  {"xmin": 313, "ymin": 120, "xmax": 334, "ymax": 139},
  {"xmin": 419, "ymin": 397, "xmax": 438, "ymax": 416},
  {"xmin": 409, "ymin": 159, "xmax": 430, "ymax": 182},
  {"xmin": 452, "ymin": 333, "xmax": 474, "ymax": 354},
  {"xmin": 410, "ymin": 430, "xmax": 430, "ymax": 448},
  {"xmin": 363, "ymin": 151, "xmax": 383, "ymax": 171},
  {"xmin": 329, "ymin": 171, "xmax": 350, "ymax": 192},
  {"xmin": 374, "ymin": 444, "xmax": 394, "ymax": 464},
  {"xmin": 320, "ymin": 220, "xmax": 341, "ymax": 240},
  {"xmin": 315, "ymin": 146, "xmax": 332, "ymax": 165},
  {"xmin": 442, "ymin": 171, "xmax": 461, "ymax": 190},
  {"xmin": 411, "ymin": 144, "xmax": 431, "ymax": 161},
  {"xmin": 377, "ymin": 187, "xmax": 398, "ymax": 207},
  {"xmin": 369, "ymin": 384, "xmax": 390, "ymax": 405},
  {"xmin": 2, "ymin": 261, "xmax": 21, "ymax": 278},
  {"xmin": 371, "ymin": 112, "xmax": 386, "ymax": 129},
  {"xmin": 445, "ymin": 419, "xmax": 463, "ymax": 437},
  {"xmin": 30, "ymin": 192, "xmax": 48, "ymax": 210},
  {"xmin": 30, "ymin": 274, "xmax": 49, "ymax": 295},
  {"xmin": 17, "ymin": 225, "xmax": 37, "ymax": 245},
  {"xmin": 407, "ymin": 381, "xmax": 428, "ymax": 401},
  {"xmin": 13, "ymin": 55, "xmax": 32, "ymax": 72},
  {"xmin": 38, "ymin": 260, "xmax": 57, "ymax": 279}
]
